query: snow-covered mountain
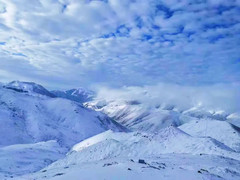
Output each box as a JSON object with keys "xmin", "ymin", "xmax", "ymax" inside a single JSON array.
[
  {"xmin": 179, "ymin": 119, "xmax": 240, "ymax": 152},
  {"xmin": 51, "ymin": 88, "xmax": 95, "ymax": 103},
  {"xmin": 0, "ymin": 140, "xmax": 65, "ymax": 178},
  {"xmin": 3, "ymin": 81, "xmax": 56, "ymax": 97},
  {"xmin": 68, "ymin": 127, "xmax": 239, "ymax": 160},
  {"xmin": 0, "ymin": 81, "xmax": 240, "ymax": 179},
  {"xmin": 85, "ymin": 98, "xmax": 240, "ymax": 153},
  {"xmin": 0, "ymin": 85, "xmax": 126, "ymax": 148},
  {"xmin": 18, "ymin": 128, "xmax": 240, "ymax": 180},
  {"xmin": 0, "ymin": 82, "xmax": 127, "ymax": 178},
  {"xmin": 85, "ymin": 99, "xmax": 184, "ymax": 132},
  {"xmin": 85, "ymin": 98, "xmax": 240, "ymax": 133}
]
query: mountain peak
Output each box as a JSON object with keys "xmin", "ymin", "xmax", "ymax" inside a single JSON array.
[
  {"xmin": 3, "ymin": 81, "xmax": 56, "ymax": 97},
  {"xmin": 51, "ymin": 87, "xmax": 95, "ymax": 103}
]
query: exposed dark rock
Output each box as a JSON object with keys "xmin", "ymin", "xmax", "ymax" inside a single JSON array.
[{"xmin": 138, "ymin": 159, "xmax": 146, "ymax": 164}]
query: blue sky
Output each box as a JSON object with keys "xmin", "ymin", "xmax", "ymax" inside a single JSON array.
[{"xmin": 0, "ymin": 0, "xmax": 240, "ymax": 89}]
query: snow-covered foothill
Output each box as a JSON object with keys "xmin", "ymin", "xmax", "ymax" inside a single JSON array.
[
  {"xmin": 179, "ymin": 119, "xmax": 240, "ymax": 152},
  {"xmin": 17, "ymin": 154, "xmax": 240, "ymax": 180},
  {"xmin": 17, "ymin": 127, "xmax": 240, "ymax": 180},
  {"xmin": 0, "ymin": 140, "xmax": 65, "ymax": 179}
]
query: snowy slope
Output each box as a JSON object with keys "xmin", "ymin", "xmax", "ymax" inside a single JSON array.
[
  {"xmin": 0, "ymin": 86, "xmax": 126, "ymax": 148},
  {"xmin": 0, "ymin": 84, "xmax": 128, "ymax": 178},
  {"xmin": 179, "ymin": 119, "xmax": 240, "ymax": 152},
  {"xmin": 26, "ymin": 127, "xmax": 238, "ymax": 173},
  {"xmin": 85, "ymin": 98, "xmax": 240, "ymax": 133},
  {"xmin": 1, "ymin": 81, "xmax": 240, "ymax": 180},
  {"xmin": 18, "ymin": 127, "xmax": 240, "ymax": 180},
  {"xmin": 4, "ymin": 81, "xmax": 56, "ymax": 97},
  {"xmin": 66, "ymin": 128, "xmax": 239, "ymax": 162},
  {"xmin": 85, "ymin": 100, "xmax": 184, "ymax": 132},
  {"xmin": 51, "ymin": 88, "xmax": 95, "ymax": 103},
  {"xmin": 227, "ymin": 112, "xmax": 240, "ymax": 128},
  {"xmin": 17, "ymin": 154, "xmax": 240, "ymax": 180},
  {"xmin": 0, "ymin": 140, "xmax": 65, "ymax": 179}
]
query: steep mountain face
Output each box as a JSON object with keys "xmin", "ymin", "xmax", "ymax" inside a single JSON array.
[
  {"xmin": 51, "ymin": 88, "xmax": 95, "ymax": 103},
  {"xmin": 0, "ymin": 86, "xmax": 126, "ymax": 148},
  {"xmin": 227, "ymin": 112, "xmax": 240, "ymax": 128},
  {"xmin": 0, "ymin": 83, "xmax": 127, "ymax": 178},
  {"xmin": 85, "ymin": 99, "xmax": 240, "ymax": 133},
  {"xmin": 3, "ymin": 81, "xmax": 56, "ymax": 97},
  {"xmin": 85, "ymin": 100, "xmax": 184, "ymax": 132}
]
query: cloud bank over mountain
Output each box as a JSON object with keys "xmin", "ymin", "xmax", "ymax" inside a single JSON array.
[
  {"xmin": 0, "ymin": 0, "xmax": 239, "ymax": 88},
  {"xmin": 95, "ymin": 83, "xmax": 240, "ymax": 113}
]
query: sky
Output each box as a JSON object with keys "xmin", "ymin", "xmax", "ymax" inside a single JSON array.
[{"xmin": 0, "ymin": 0, "xmax": 240, "ymax": 89}]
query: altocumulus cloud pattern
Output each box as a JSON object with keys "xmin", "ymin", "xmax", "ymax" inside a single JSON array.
[{"xmin": 0, "ymin": 0, "xmax": 240, "ymax": 88}]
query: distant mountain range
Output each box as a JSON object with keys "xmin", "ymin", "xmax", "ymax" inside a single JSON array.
[
  {"xmin": 0, "ymin": 81, "xmax": 239, "ymax": 180},
  {"xmin": 3, "ymin": 81, "xmax": 95, "ymax": 103},
  {"xmin": 51, "ymin": 88, "xmax": 95, "ymax": 103}
]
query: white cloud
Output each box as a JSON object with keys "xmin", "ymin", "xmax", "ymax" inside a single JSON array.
[
  {"xmin": 0, "ymin": 0, "xmax": 239, "ymax": 89},
  {"xmin": 95, "ymin": 83, "xmax": 240, "ymax": 113}
]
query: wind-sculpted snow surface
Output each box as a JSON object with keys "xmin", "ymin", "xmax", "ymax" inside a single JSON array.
[
  {"xmin": 0, "ymin": 141, "xmax": 65, "ymax": 179},
  {"xmin": 17, "ymin": 155, "xmax": 240, "ymax": 180},
  {"xmin": 18, "ymin": 128, "xmax": 240, "ymax": 180}
]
